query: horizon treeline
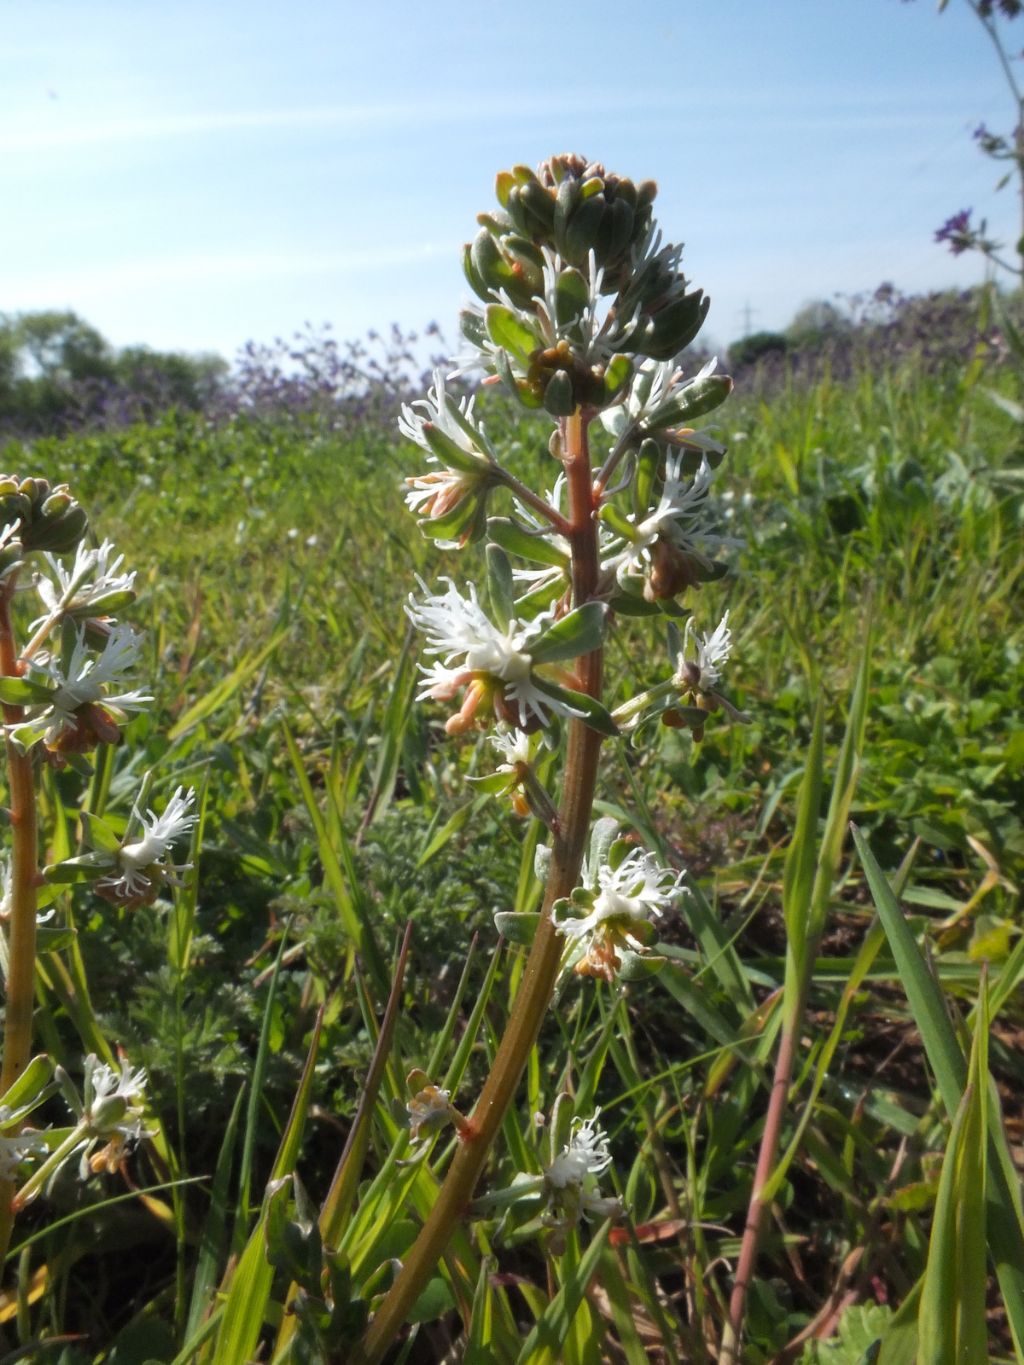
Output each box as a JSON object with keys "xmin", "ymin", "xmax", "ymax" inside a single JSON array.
[{"xmin": 1, "ymin": 282, "xmax": 1019, "ymax": 440}]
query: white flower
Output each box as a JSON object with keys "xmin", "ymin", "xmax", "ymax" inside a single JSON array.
[
  {"xmin": 73, "ymin": 1054, "xmax": 151, "ymax": 1178},
  {"xmin": 407, "ymin": 579, "xmax": 576, "ymax": 731},
  {"xmin": 34, "ymin": 540, "xmax": 136, "ymax": 621},
  {"xmin": 82, "ymin": 1056, "xmax": 148, "ymax": 1138},
  {"xmin": 547, "ymin": 1112, "xmax": 613, "ymax": 1190},
  {"xmin": 555, "ymin": 832, "xmax": 686, "ymax": 980},
  {"xmin": 404, "ymin": 468, "xmax": 479, "ymax": 521},
  {"xmin": 40, "ymin": 625, "xmax": 151, "ymax": 741},
  {"xmin": 8, "ymin": 624, "xmax": 152, "ymax": 755},
  {"xmin": 406, "ymin": 1084, "xmax": 454, "ymax": 1139},
  {"xmin": 0, "ymin": 1131, "xmax": 48, "ymax": 1181},
  {"xmin": 491, "ymin": 727, "xmax": 531, "ymax": 771},
  {"xmin": 399, "ymin": 370, "xmax": 492, "ymax": 463},
  {"xmin": 560, "ymin": 845, "xmax": 684, "ymax": 948},
  {"xmin": 603, "ymin": 356, "xmax": 686, "ymax": 437},
  {"xmin": 674, "ymin": 612, "xmax": 733, "ymax": 692},
  {"xmin": 545, "ymin": 1111, "xmax": 622, "ymax": 1225},
  {"xmin": 608, "ymin": 454, "xmax": 736, "ymax": 584},
  {"xmin": 69, "ymin": 1053, "xmax": 146, "ymax": 1141},
  {"xmin": 401, "ymin": 373, "xmax": 497, "ymax": 537},
  {"xmin": 98, "ymin": 786, "xmax": 197, "ymax": 904}
]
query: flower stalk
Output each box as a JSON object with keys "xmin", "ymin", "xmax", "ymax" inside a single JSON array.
[
  {"xmin": 0, "ymin": 478, "xmax": 152, "ymax": 1267},
  {"xmin": 0, "ymin": 577, "xmax": 40, "ymax": 1100},
  {"xmin": 0, "ymin": 575, "xmax": 40, "ymax": 1260},
  {"xmin": 358, "ymin": 155, "xmax": 741, "ymax": 1361},
  {"xmin": 358, "ymin": 411, "xmax": 605, "ymax": 1364}
]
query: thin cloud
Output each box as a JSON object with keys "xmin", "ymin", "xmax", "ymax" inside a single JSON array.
[
  {"xmin": 4, "ymin": 242, "xmax": 448, "ymax": 305},
  {"xmin": 0, "ymin": 104, "xmax": 416, "ymax": 152},
  {"xmin": 0, "ymin": 84, "xmax": 970, "ymax": 154}
]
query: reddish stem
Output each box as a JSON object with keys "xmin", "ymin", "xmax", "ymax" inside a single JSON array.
[{"xmin": 356, "ymin": 411, "xmax": 604, "ymax": 1365}]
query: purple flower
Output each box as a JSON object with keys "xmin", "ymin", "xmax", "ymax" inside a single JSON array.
[{"xmin": 935, "ymin": 210, "xmax": 974, "ymax": 256}]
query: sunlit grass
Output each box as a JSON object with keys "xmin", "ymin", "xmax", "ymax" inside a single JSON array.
[{"xmin": 0, "ymin": 354, "xmax": 1020, "ymax": 1360}]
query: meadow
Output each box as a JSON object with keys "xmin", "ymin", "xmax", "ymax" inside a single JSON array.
[{"xmin": 0, "ymin": 323, "xmax": 1021, "ymax": 1362}]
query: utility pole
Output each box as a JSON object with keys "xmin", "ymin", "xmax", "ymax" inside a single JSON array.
[{"xmin": 738, "ymin": 301, "xmax": 757, "ymax": 337}]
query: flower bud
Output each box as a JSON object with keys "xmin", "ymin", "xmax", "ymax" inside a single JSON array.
[{"xmin": 0, "ymin": 476, "xmax": 88, "ymax": 554}]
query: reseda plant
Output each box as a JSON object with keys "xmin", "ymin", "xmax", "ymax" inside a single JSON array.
[
  {"xmin": 0, "ymin": 476, "xmax": 196, "ymax": 1261},
  {"xmin": 357, "ymin": 154, "xmax": 743, "ymax": 1362}
]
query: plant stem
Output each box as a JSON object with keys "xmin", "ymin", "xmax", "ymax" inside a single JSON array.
[
  {"xmin": 719, "ymin": 1014, "xmax": 801, "ymax": 1364},
  {"xmin": 0, "ymin": 575, "xmax": 40, "ymax": 1261},
  {"xmin": 356, "ymin": 411, "xmax": 604, "ymax": 1365}
]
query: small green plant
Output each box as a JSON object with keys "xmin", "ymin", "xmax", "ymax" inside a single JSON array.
[{"xmin": 0, "ymin": 479, "xmax": 197, "ymax": 1263}]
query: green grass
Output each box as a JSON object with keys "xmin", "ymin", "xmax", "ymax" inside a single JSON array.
[{"xmin": 0, "ymin": 357, "xmax": 1021, "ymax": 1362}]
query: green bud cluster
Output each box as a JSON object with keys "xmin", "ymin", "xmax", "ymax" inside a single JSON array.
[
  {"xmin": 461, "ymin": 154, "xmax": 711, "ymax": 413},
  {"xmin": 0, "ymin": 476, "xmax": 88, "ymax": 554},
  {"xmin": 487, "ymin": 155, "xmax": 656, "ymax": 291}
]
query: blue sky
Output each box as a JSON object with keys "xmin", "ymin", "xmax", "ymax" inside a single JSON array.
[{"xmin": 3, "ymin": 0, "xmax": 1019, "ymax": 362}]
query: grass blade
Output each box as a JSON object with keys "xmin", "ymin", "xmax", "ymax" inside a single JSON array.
[
  {"xmin": 852, "ymin": 825, "xmax": 966, "ymax": 1115},
  {"xmin": 514, "ymin": 1222, "xmax": 611, "ymax": 1365},
  {"xmin": 917, "ymin": 981, "xmax": 989, "ymax": 1364},
  {"xmin": 319, "ymin": 923, "xmax": 413, "ymax": 1247},
  {"xmin": 856, "ymin": 828, "xmax": 1024, "ymax": 1359},
  {"xmin": 184, "ymin": 1083, "xmax": 245, "ymax": 1342},
  {"xmin": 209, "ymin": 1012, "xmax": 323, "ymax": 1363}
]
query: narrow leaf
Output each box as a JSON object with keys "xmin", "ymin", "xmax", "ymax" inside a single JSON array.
[{"xmin": 530, "ymin": 603, "xmax": 607, "ymax": 665}]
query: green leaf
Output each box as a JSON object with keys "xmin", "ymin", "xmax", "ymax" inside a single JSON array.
[
  {"xmin": 211, "ymin": 1178, "xmax": 290, "ymax": 1365},
  {"xmin": 799, "ymin": 1301, "xmax": 894, "ymax": 1362},
  {"xmin": 530, "ymin": 602, "xmax": 607, "ymax": 665},
  {"xmin": 419, "ymin": 494, "xmax": 484, "ymax": 545},
  {"xmin": 486, "ymin": 543, "xmax": 515, "ymax": 631},
  {"xmin": 80, "ymin": 809, "xmax": 122, "ymax": 854},
  {"xmin": 485, "ymin": 305, "xmax": 539, "ymax": 366},
  {"xmin": 281, "ymin": 721, "xmax": 388, "ymax": 996},
  {"xmin": 602, "ymin": 354, "xmax": 633, "ymax": 405},
  {"xmin": 634, "ymin": 438, "xmax": 660, "ymax": 520},
  {"xmin": 44, "ymin": 850, "xmax": 115, "ymax": 882},
  {"xmin": 488, "ymin": 517, "xmax": 570, "ymax": 570},
  {"xmin": 645, "ymin": 374, "xmax": 732, "ymax": 430},
  {"xmin": 185, "ymin": 1084, "xmax": 246, "ymax": 1343},
  {"xmin": 856, "ymin": 829, "xmax": 1024, "ymax": 1358},
  {"xmin": 853, "ymin": 828, "xmax": 966, "ymax": 1117},
  {"xmin": 514, "ymin": 1221, "xmax": 611, "ymax": 1364},
  {"xmin": 168, "ymin": 630, "xmax": 285, "ymax": 741},
  {"xmin": 466, "ymin": 771, "xmax": 514, "ymax": 794},
  {"xmin": 73, "ymin": 587, "xmax": 136, "ymax": 616},
  {"xmin": 0, "ymin": 1055, "xmax": 53, "ymax": 1116},
  {"xmin": 35, "ymin": 925, "xmax": 76, "ymax": 954},
  {"xmin": 782, "ymin": 701, "xmax": 825, "ymax": 989},
  {"xmin": 470, "ymin": 229, "xmax": 515, "ymax": 298},
  {"xmin": 409, "ymin": 1276, "xmax": 456, "ymax": 1325},
  {"xmin": 542, "ymin": 370, "xmax": 576, "ymax": 417},
  {"xmin": 0, "ymin": 677, "xmax": 54, "ymax": 705},
  {"xmin": 415, "ymin": 798, "xmax": 482, "ymax": 869},
  {"xmin": 460, "ymin": 305, "xmax": 488, "ymax": 349},
  {"xmin": 917, "ymin": 983, "xmax": 989, "ymax": 1364},
  {"xmin": 318, "ymin": 924, "xmax": 413, "ymax": 1249},
  {"xmin": 493, "ymin": 911, "xmax": 540, "ymax": 945},
  {"xmin": 419, "ymin": 420, "xmax": 485, "ymax": 474},
  {"xmin": 531, "ymin": 678, "xmax": 618, "ymax": 736},
  {"xmin": 553, "ymin": 266, "xmax": 589, "ymax": 327}
]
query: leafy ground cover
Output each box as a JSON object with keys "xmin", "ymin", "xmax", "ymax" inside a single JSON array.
[{"xmin": 0, "ymin": 347, "xmax": 1021, "ymax": 1361}]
